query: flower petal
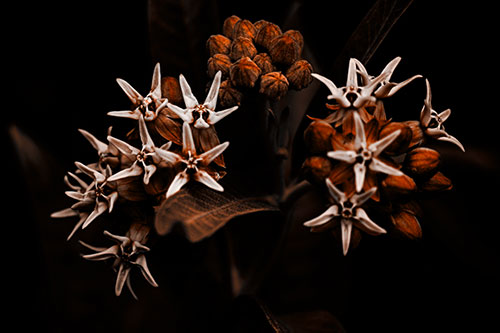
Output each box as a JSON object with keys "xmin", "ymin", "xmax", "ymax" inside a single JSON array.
[
  {"xmin": 107, "ymin": 136, "xmax": 140, "ymax": 156},
  {"xmin": 368, "ymin": 129, "xmax": 401, "ymax": 156},
  {"xmin": 179, "ymin": 74, "xmax": 199, "ymax": 108},
  {"xmin": 380, "ymin": 56, "xmax": 401, "ymax": 81},
  {"xmin": 353, "ymin": 112, "xmax": 366, "ymax": 150},
  {"xmin": 81, "ymin": 245, "xmax": 120, "ymax": 261},
  {"xmin": 194, "ymin": 117, "xmax": 211, "ymax": 129},
  {"xmin": 327, "ymin": 150, "xmax": 357, "ymax": 164},
  {"xmin": 181, "ymin": 122, "xmax": 197, "ymax": 155},
  {"xmin": 143, "ymin": 164, "xmax": 157, "ymax": 185},
  {"xmin": 151, "ymin": 62, "xmax": 162, "ymax": 99},
  {"xmin": 78, "ymin": 129, "xmax": 108, "ymax": 155},
  {"xmin": 82, "ymin": 200, "xmax": 108, "ymax": 229},
  {"xmin": 75, "ymin": 161, "xmax": 105, "ymax": 183},
  {"xmin": 138, "ymin": 115, "xmax": 155, "ymax": 149},
  {"xmin": 108, "ymin": 163, "xmax": 143, "ymax": 182},
  {"xmin": 51, "ymin": 207, "xmax": 79, "ymax": 218},
  {"xmin": 106, "ymin": 191, "xmax": 119, "ymax": 213},
  {"xmin": 341, "ymin": 218, "xmax": 353, "ymax": 256},
  {"xmin": 206, "ymin": 106, "xmax": 238, "ymax": 125},
  {"xmin": 354, "ymin": 207, "xmax": 386, "ymax": 235},
  {"xmin": 194, "ymin": 170, "xmax": 224, "ymax": 192},
  {"xmin": 67, "ymin": 214, "xmax": 89, "ymax": 241},
  {"xmin": 303, "ymin": 205, "xmax": 339, "ymax": 227},
  {"xmin": 107, "ymin": 110, "xmax": 142, "ymax": 120},
  {"xmin": 420, "ymin": 79, "xmax": 433, "ymax": 126},
  {"xmin": 311, "ymin": 73, "xmax": 349, "ymax": 107},
  {"xmin": 134, "ymin": 254, "xmax": 159, "ymax": 288},
  {"xmin": 115, "ymin": 264, "xmax": 132, "ymax": 296},
  {"xmin": 325, "ymin": 178, "xmax": 347, "ymax": 203},
  {"xmin": 204, "ymin": 71, "xmax": 221, "ymax": 110},
  {"xmin": 351, "ymin": 186, "xmax": 377, "ymax": 206},
  {"xmin": 198, "ymin": 141, "xmax": 229, "ymax": 165},
  {"xmin": 353, "ymin": 162, "xmax": 366, "ymax": 193},
  {"xmin": 167, "ymin": 103, "xmax": 193, "ymax": 123},
  {"xmin": 439, "ymin": 108, "xmax": 452, "ymax": 122},
  {"xmin": 116, "ymin": 78, "xmax": 143, "ymax": 105},
  {"xmin": 438, "ymin": 135, "xmax": 465, "ymax": 152},
  {"xmin": 346, "ymin": 58, "xmax": 358, "ymax": 87},
  {"xmin": 369, "ymin": 157, "xmax": 403, "ymax": 176},
  {"xmin": 379, "ymin": 74, "xmax": 422, "ymax": 98},
  {"xmin": 166, "ymin": 171, "xmax": 189, "ymax": 198}
]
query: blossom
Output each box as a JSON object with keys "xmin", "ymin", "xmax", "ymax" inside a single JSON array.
[
  {"xmin": 420, "ymin": 79, "xmax": 464, "ymax": 152},
  {"xmin": 161, "ymin": 122, "xmax": 229, "ymax": 198},
  {"xmin": 108, "ymin": 62, "xmax": 168, "ymax": 121},
  {"xmin": 107, "ymin": 116, "xmax": 174, "ymax": 185},
  {"xmin": 303, "ymin": 178, "xmax": 386, "ymax": 255},
  {"xmin": 77, "ymin": 127, "xmax": 120, "ymax": 169},
  {"xmin": 79, "ymin": 223, "xmax": 158, "ymax": 299},
  {"xmin": 167, "ymin": 71, "xmax": 238, "ymax": 129},
  {"xmin": 327, "ymin": 112, "xmax": 403, "ymax": 193}
]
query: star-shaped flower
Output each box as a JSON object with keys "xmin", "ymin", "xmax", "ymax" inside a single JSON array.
[
  {"xmin": 160, "ymin": 122, "xmax": 229, "ymax": 198},
  {"xmin": 108, "ymin": 62, "xmax": 168, "ymax": 122},
  {"xmin": 303, "ymin": 178, "xmax": 386, "ymax": 255},
  {"xmin": 80, "ymin": 224, "xmax": 158, "ymax": 300},
  {"xmin": 167, "ymin": 71, "xmax": 238, "ymax": 129},
  {"xmin": 78, "ymin": 127, "xmax": 120, "ymax": 169},
  {"xmin": 420, "ymin": 79, "xmax": 464, "ymax": 152},
  {"xmin": 107, "ymin": 116, "xmax": 174, "ymax": 185},
  {"xmin": 327, "ymin": 112, "xmax": 403, "ymax": 193}
]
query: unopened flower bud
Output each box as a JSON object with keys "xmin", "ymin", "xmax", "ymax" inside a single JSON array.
[
  {"xmin": 403, "ymin": 120, "xmax": 424, "ymax": 149},
  {"xmin": 232, "ymin": 19, "xmax": 256, "ymax": 40},
  {"xmin": 390, "ymin": 210, "xmax": 422, "ymax": 240},
  {"xmin": 420, "ymin": 171, "xmax": 453, "ymax": 191},
  {"xmin": 269, "ymin": 34, "xmax": 300, "ymax": 66},
  {"xmin": 229, "ymin": 36, "xmax": 257, "ymax": 61},
  {"xmin": 255, "ymin": 21, "xmax": 282, "ymax": 50},
  {"xmin": 286, "ymin": 59, "xmax": 313, "ymax": 90},
  {"xmin": 284, "ymin": 29, "xmax": 304, "ymax": 55},
  {"xmin": 379, "ymin": 121, "xmax": 412, "ymax": 155},
  {"xmin": 207, "ymin": 54, "xmax": 232, "ymax": 78},
  {"xmin": 206, "ymin": 34, "xmax": 231, "ymax": 56},
  {"xmin": 223, "ymin": 15, "xmax": 240, "ymax": 38},
  {"xmin": 303, "ymin": 120, "xmax": 335, "ymax": 154},
  {"xmin": 253, "ymin": 19, "xmax": 269, "ymax": 31},
  {"xmin": 161, "ymin": 76, "xmax": 183, "ymax": 105},
  {"xmin": 259, "ymin": 71, "xmax": 289, "ymax": 100},
  {"xmin": 302, "ymin": 156, "xmax": 333, "ymax": 184},
  {"xmin": 381, "ymin": 173, "xmax": 416, "ymax": 196},
  {"xmin": 229, "ymin": 56, "xmax": 261, "ymax": 88},
  {"xmin": 404, "ymin": 147, "xmax": 440, "ymax": 176},
  {"xmin": 253, "ymin": 53, "xmax": 275, "ymax": 74},
  {"xmin": 219, "ymin": 79, "xmax": 243, "ymax": 107}
]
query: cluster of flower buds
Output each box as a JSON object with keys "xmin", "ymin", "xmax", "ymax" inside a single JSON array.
[
  {"xmin": 51, "ymin": 63, "xmax": 238, "ymax": 297},
  {"xmin": 302, "ymin": 57, "xmax": 464, "ymax": 255},
  {"xmin": 206, "ymin": 15, "xmax": 314, "ymax": 105}
]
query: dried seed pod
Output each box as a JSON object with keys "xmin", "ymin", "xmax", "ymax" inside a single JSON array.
[
  {"xmin": 206, "ymin": 34, "xmax": 231, "ymax": 56},
  {"xmin": 379, "ymin": 121, "xmax": 412, "ymax": 155},
  {"xmin": 232, "ymin": 19, "xmax": 257, "ymax": 40},
  {"xmin": 207, "ymin": 54, "xmax": 232, "ymax": 78},
  {"xmin": 269, "ymin": 34, "xmax": 300, "ymax": 66},
  {"xmin": 223, "ymin": 15, "xmax": 240, "ymax": 38},
  {"xmin": 302, "ymin": 156, "xmax": 333, "ymax": 184},
  {"xmin": 259, "ymin": 71, "xmax": 289, "ymax": 100},
  {"xmin": 253, "ymin": 53, "xmax": 275, "ymax": 74},
  {"xmin": 381, "ymin": 173, "xmax": 417, "ymax": 196},
  {"xmin": 161, "ymin": 76, "xmax": 183, "ymax": 105},
  {"xmin": 404, "ymin": 147, "xmax": 440, "ymax": 176},
  {"xmin": 219, "ymin": 79, "xmax": 244, "ymax": 107},
  {"xmin": 404, "ymin": 120, "xmax": 424, "ymax": 148},
  {"xmin": 286, "ymin": 59, "xmax": 313, "ymax": 90},
  {"xmin": 390, "ymin": 210, "xmax": 422, "ymax": 240},
  {"xmin": 229, "ymin": 36, "xmax": 257, "ymax": 61},
  {"xmin": 304, "ymin": 120, "xmax": 335, "ymax": 154},
  {"xmin": 284, "ymin": 29, "xmax": 304, "ymax": 54},
  {"xmin": 255, "ymin": 21, "xmax": 282, "ymax": 50},
  {"xmin": 420, "ymin": 171, "xmax": 453, "ymax": 191},
  {"xmin": 229, "ymin": 56, "xmax": 261, "ymax": 88}
]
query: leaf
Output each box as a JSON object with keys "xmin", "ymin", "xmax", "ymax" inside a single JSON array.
[{"xmin": 154, "ymin": 182, "xmax": 280, "ymax": 242}]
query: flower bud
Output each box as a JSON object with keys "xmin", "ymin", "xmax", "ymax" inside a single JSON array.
[
  {"xmin": 286, "ymin": 59, "xmax": 313, "ymax": 90},
  {"xmin": 161, "ymin": 76, "xmax": 183, "ymax": 105},
  {"xmin": 304, "ymin": 120, "xmax": 335, "ymax": 154},
  {"xmin": 381, "ymin": 173, "xmax": 416, "ymax": 196},
  {"xmin": 219, "ymin": 79, "xmax": 243, "ymax": 107},
  {"xmin": 420, "ymin": 171, "xmax": 453, "ymax": 191},
  {"xmin": 206, "ymin": 34, "xmax": 231, "ymax": 56},
  {"xmin": 259, "ymin": 71, "xmax": 289, "ymax": 100},
  {"xmin": 229, "ymin": 56, "xmax": 261, "ymax": 88},
  {"xmin": 379, "ymin": 121, "xmax": 412, "ymax": 155},
  {"xmin": 269, "ymin": 34, "xmax": 300, "ymax": 66},
  {"xmin": 390, "ymin": 210, "xmax": 422, "ymax": 240},
  {"xmin": 253, "ymin": 53, "xmax": 275, "ymax": 74},
  {"xmin": 229, "ymin": 36, "xmax": 257, "ymax": 61},
  {"xmin": 253, "ymin": 19, "xmax": 269, "ymax": 31},
  {"xmin": 284, "ymin": 29, "xmax": 304, "ymax": 55},
  {"xmin": 403, "ymin": 120, "xmax": 424, "ymax": 148},
  {"xmin": 232, "ymin": 19, "xmax": 256, "ymax": 40},
  {"xmin": 404, "ymin": 147, "xmax": 440, "ymax": 176},
  {"xmin": 255, "ymin": 21, "xmax": 282, "ymax": 50},
  {"xmin": 207, "ymin": 54, "xmax": 232, "ymax": 78},
  {"xmin": 223, "ymin": 15, "xmax": 240, "ymax": 38},
  {"xmin": 302, "ymin": 156, "xmax": 332, "ymax": 184}
]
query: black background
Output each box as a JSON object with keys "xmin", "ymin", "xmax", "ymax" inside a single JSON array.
[{"xmin": 5, "ymin": 0, "xmax": 499, "ymax": 332}]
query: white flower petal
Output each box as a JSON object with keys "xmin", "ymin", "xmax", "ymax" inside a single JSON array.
[
  {"xmin": 355, "ymin": 208, "xmax": 386, "ymax": 235},
  {"xmin": 115, "ymin": 264, "xmax": 132, "ymax": 297},
  {"xmin": 198, "ymin": 141, "xmax": 229, "ymax": 165},
  {"xmin": 50, "ymin": 207, "xmax": 78, "ymax": 218},
  {"xmin": 346, "ymin": 58, "xmax": 359, "ymax": 87},
  {"xmin": 167, "ymin": 103, "xmax": 192, "ymax": 123},
  {"xmin": 81, "ymin": 245, "xmax": 119, "ymax": 261},
  {"xmin": 194, "ymin": 170, "xmax": 224, "ymax": 192},
  {"xmin": 166, "ymin": 171, "xmax": 189, "ymax": 198},
  {"xmin": 206, "ymin": 106, "xmax": 238, "ymax": 125},
  {"xmin": 107, "ymin": 136, "xmax": 140, "ymax": 156},
  {"xmin": 303, "ymin": 205, "xmax": 339, "ymax": 227},
  {"xmin": 134, "ymin": 254, "xmax": 159, "ymax": 288},
  {"xmin": 151, "ymin": 62, "xmax": 162, "ymax": 98},
  {"xmin": 420, "ymin": 79, "xmax": 433, "ymax": 126},
  {"xmin": 107, "ymin": 110, "xmax": 143, "ymax": 120},
  {"xmin": 325, "ymin": 178, "xmax": 347, "ymax": 203},
  {"xmin": 341, "ymin": 218, "xmax": 353, "ymax": 256},
  {"xmin": 369, "ymin": 129, "xmax": 401, "ymax": 156},
  {"xmin": 311, "ymin": 73, "xmax": 350, "ymax": 107},
  {"xmin": 116, "ymin": 78, "xmax": 143, "ymax": 105},
  {"xmin": 78, "ymin": 129, "xmax": 108, "ymax": 155},
  {"xmin": 194, "ymin": 117, "xmax": 210, "ymax": 129},
  {"xmin": 142, "ymin": 164, "xmax": 157, "ymax": 185},
  {"xmin": 179, "ymin": 74, "xmax": 199, "ymax": 108},
  {"xmin": 181, "ymin": 122, "xmax": 196, "ymax": 155},
  {"xmin": 204, "ymin": 71, "xmax": 222, "ymax": 110},
  {"xmin": 327, "ymin": 150, "xmax": 357, "ymax": 164},
  {"xmin": 107, "ymin": 163, "xmax": 143, "ymax": 182},
  {"xmin": 438, "ymin": 108, "xmax": 452, "ymax": 122},
  {"xmin": 351, "ymin": 187, "xmax": 377, "ymax": 206},
  {"xmin": 353, "ymin": 162, "xmax": 366, "ymax": 193},
  {"xmin": 138, "ymin": 115, "xmax": 155, "ymax": 148},
  {"xmin": 438, "ymin": 135, "xmax": 465, "ymax": 152},
  {"xmin": 82, "ymin": 201, "xmax": 108, "ymax": 229},
  {"xmin": 369, "ymin": 157, "xmax": 403, "ymax": 176},
  {"xmin": 353, "ymin": 112, "xmax": 366, "ymax": 150}
]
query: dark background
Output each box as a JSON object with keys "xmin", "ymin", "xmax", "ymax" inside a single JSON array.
[{"xmin": 5, "ymin": 0, "xmax": 499, "ymax": 332}]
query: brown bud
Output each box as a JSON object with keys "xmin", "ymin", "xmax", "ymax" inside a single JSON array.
[
  {"xmin": 302, "ymin": 156, "xmax": 333, "ymax": 184},
  {"xmin": 382, "ymin": 173, "xmax": 417, "ymax": 196},
  {"xmin": 284, "ymin": 29, "xmax": 304, "ymax": 54},
  {"xmin": 253, "ymin": 53, "xmax": 275, "ymax": 74},
  {"xmin": 223, "ymin": 15, "xmax": 240, "ymax": 38},
  {"xmin": 207, "ymin": 54, "xmax": 232, "ymax": 79},
  {"xmin": 420, "ymin": 171, "xmax": 453, "ymax": 192},
  {"xmin": 255, "ymin": 21, "xmax": 282, "ymax": 49},
  {"xmin": 304, "ymin": 120, "xmax": 335, "ymax": 154},
  {"xmin": 161, "ymin": 76, "xmax": 183, "ymax": 105},
  {"xmin": 206, "ymin": 34, "xmax": 231, "ymax": 56},
  {"xmin": 232, "ymin": 19, "xmax": 257, "ymax": 40},
  {"xmin": 259, "ymin": 71, "xmax": 289, "ymax": 100},
  {"xmin": 390, "ymin": 210, "xmax": 422, "ymax": 240},
  {"xmin": 229, "ymin": 36, "xmax": 257, "ymax": 61},
  {"xmin": 404, "ymin": 120, "xmax": 424, "ymax": 148},
  {"xmin": 286, "ymin": 59, "xmax": 313, "ymax": 90},
  {"xmin": 379, "ymin": 121, "xmax": 412, "ymax": 155},
  {"xmin": 405, "ymin": 147, "xmax": 440, "ymax": 176},
  {"xmin": 229, "ymin": 56, "xmax": 261, "ymax": 88},
  {"xmin": 116, "ymin": 177, "xmax": 147, "ymax": 202},
  {"xmin": 218, "ymin": 79, "xmax": 243, "ymax": 107},
  {"xmin": 269, "ymin": 34, "xmax": 300, "ymax": 66},
  {"xmin": 253, "ymin": 19, "xmax": 269, "ymax": 31}
]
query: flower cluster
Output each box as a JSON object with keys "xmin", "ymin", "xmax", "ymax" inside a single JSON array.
[
  {"xmin": 207, "ymin": 15, "xmax": 314, "ymax": 105},
  {"xmin": 51, "ymin": 63, "xmax": 237, "ymax": 297},
  {"xmin": 302, "ymin": 57, "xmax": 464, "ymax": 255}
]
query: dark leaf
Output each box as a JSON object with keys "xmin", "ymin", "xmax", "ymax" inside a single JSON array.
[{"xmin": 154, "ymin": 182, "xmax": 280, "ymax": 242}]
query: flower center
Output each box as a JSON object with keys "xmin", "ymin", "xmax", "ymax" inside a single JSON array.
[
  {"xmin": 184, "ymin": 153, "xmax": 199, "ymax": 175},
  {"xmin": 136, "ymin": 150, "xmax": 147, "ymax": 162},
  {"xmin": 356, "ymin": 148, "xmax": 373, "ymax": 164},
  {"xmin": 341, "ymin": 201, "xmax": 354, "ymax": 218},
  {"xmin": 193, "ymin": 105, "xmax": 209, "ymax": 121}
]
